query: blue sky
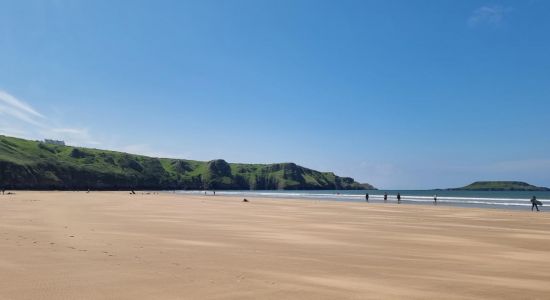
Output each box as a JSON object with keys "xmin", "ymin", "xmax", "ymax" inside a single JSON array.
[{"xmin": 1, "ymin": 0, "xmax": 549, "ymax": 189}]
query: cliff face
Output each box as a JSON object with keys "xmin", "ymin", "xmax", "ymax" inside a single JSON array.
[{"xmin": 0, "ymin": 135, "xmax": 375, "ymax": 190}]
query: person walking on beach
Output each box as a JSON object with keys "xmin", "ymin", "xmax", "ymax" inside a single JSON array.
[
  {"xmin": 531, "ymin": 196, "xmax": 541, "ymax": 212},
  {"xmin": 384, "ymin": 192, "xmax": 388, "ymax": 203},
  {"xmin": 434, "ymin": 194, "xmax": 438, "ymax": 205},
  {"xmin": 397, "ymin": 192, "xmax": 401, "ymax": 204},
  {"xmin": 365, "ymin": 193, "xmax": 369, "ymax": 202}
]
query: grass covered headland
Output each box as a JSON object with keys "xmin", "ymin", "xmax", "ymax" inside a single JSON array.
[{"xmin": 0, "ymin": 135, "xmax": 374, "ymax": 190}]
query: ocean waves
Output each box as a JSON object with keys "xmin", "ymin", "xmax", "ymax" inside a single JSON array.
[{"xmin": 174, "ymin": 190, "xmax": 549, "ymax": 209}]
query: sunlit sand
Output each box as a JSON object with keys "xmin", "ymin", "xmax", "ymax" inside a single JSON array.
[{"xmin": 1, "ymin": 192, "xmax": 549, "ymax": 299}]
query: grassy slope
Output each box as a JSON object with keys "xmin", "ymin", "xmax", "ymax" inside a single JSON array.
[
  {"xmin": 451, "ymin": 181, "xmax": 550, "ymax": 191},
  {"xmin": 0, "ymin": 135, "xmax": 374, "ymax": 190}
]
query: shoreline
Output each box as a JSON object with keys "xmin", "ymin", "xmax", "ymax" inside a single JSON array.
[
  {"xmin": 1, "ymin": 191, "xmax": 549, "ymax": 299},
  {"xmin": 2, "ymin": 189, "xmax": 546, "ymax": 213},
  {"xmin": 173, "ymin": 190, "xmax": 547, "ymax": 212}
]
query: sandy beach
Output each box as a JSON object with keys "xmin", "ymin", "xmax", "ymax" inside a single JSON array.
[{"xmin": 0, "ymin": 192, "xmax": 549, "ymax": 300}]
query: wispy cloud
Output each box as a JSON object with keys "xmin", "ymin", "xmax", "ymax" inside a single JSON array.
[
  {"xmin": 468, "ymin": 5, "xmax": 512, "ymax": 28},
  {"xmin": 44, "ymin": 127, "xmax": 100, "ymax": 145},
  {"xmin": 0, "ymin": 89, "xmax": 186, "ymax": 157},
  {"xmin": 117, "ymin": 143, "xmax": 189, "ymax": 159},
  {"xmin": 0, "ymin": 89, "xmax": 194, "ymax": 159},
  {"xmin": 0, "ymin": 89, "xmax": 99, "ymax": 146},
  {"xmin": 0, "ymin": 90, "xmax": 46, "ymax": 126},
  {"xmin": 0, "ymin": 90, "xmax": 44, "ymax": 118}
]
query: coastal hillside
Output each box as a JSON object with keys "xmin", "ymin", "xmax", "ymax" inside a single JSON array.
[
  {"xmin": 0, "ymin": 135, "xmax": 374, "ymax": 190},
  {"xmin": 450, "ymin": 181, "xmax": 550, "ymax": 191}
]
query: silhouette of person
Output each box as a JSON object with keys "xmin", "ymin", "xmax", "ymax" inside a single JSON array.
[
  {"xmin": 384, "ymin": 192, "xmax": 388, "ymax": 202},
  {"xmin": 397, "ymin": 192, "xmax": 401, "ymax": 204},
  {"xmin": 365, "ymin": 193, "xmax": 369, "ymax": 202},
  {"xmin": 434, "ymin": 194, "xmax": 437, "ymax": 205},
  {"xmin": 531, "ymin": 196, "xmax": 540, "ymax": 212}
]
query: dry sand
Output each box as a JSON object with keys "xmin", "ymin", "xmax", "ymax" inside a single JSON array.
[{"xmin": 0, "ymin": 191, "xmax": 549, "ymax": 300}]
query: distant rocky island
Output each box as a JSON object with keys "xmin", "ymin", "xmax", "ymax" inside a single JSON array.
[
  {"xmin": 0, "ymin": 135, "xmax": 375, "ymax": 191},
  {"xmin": 449, "ymin": 181, "xmax": 550, "ymax": 191}
]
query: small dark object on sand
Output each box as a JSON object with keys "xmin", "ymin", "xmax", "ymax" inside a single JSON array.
[{"xmin": 243, "ymin": 198, "xmax": 249, "ymax": 202}]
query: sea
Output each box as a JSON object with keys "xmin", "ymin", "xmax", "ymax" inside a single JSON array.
[{"xmin": 174, "ymin": 190, "xmax": 549, "ymax": 211}]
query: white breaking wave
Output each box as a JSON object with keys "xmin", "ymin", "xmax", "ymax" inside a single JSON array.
[{"xmin": 173, "ymin": 190, "xmax": 547, "ymax": 208}]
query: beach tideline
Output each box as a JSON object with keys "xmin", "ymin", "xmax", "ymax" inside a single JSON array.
[{"xmin": 1, "ymin": 192, "xmax": 549, "ymax": 299}]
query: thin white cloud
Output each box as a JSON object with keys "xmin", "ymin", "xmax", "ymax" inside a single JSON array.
[
  {"xmin": 468, "ymin": 5, "xmax": 511, "ymax": 28},
  {"xmin": 117, "ymin": 143, "xmax": 187, "ymax": 158},
  {"xmin": 0, "ymin": 103, "xmax": 45, "ymax": 127},
  {"xmin": 0, "ymin": 90, "xmax": 195, "ymax": 159},
  {"xmin": 0, "ymin": 125, "xmax": 29, "ymax": 139},
  {"xmin": 0, "ymin": 89, "xmax": 100, "ymax": 146},
  {"xmin": 50, "ymin": 127, "xmax": 92, "ymax": 137},
  {"xmin": 42, "ymin": 127, "xmax": 100, "ymax": 145},
  {"xmin": 0, "ymin": 89, "xmax": 47, "ymax": 127},
  {"xmin": 0, "ymin": 90, "xmax": 44, "ymax": 118}
]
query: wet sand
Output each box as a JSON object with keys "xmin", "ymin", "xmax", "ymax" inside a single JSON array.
[{"xmin": 1, "ymin": 191, "xmax": 549, "ymax": 299}]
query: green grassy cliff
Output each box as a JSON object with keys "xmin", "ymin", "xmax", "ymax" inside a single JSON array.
[
  {"xmin": 0, "ymin": 135, "xmax": 374, "ymax": 190},
  {"xmin": 450, "ymin": 181, "xmax": 550, "ymax": 191}
]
